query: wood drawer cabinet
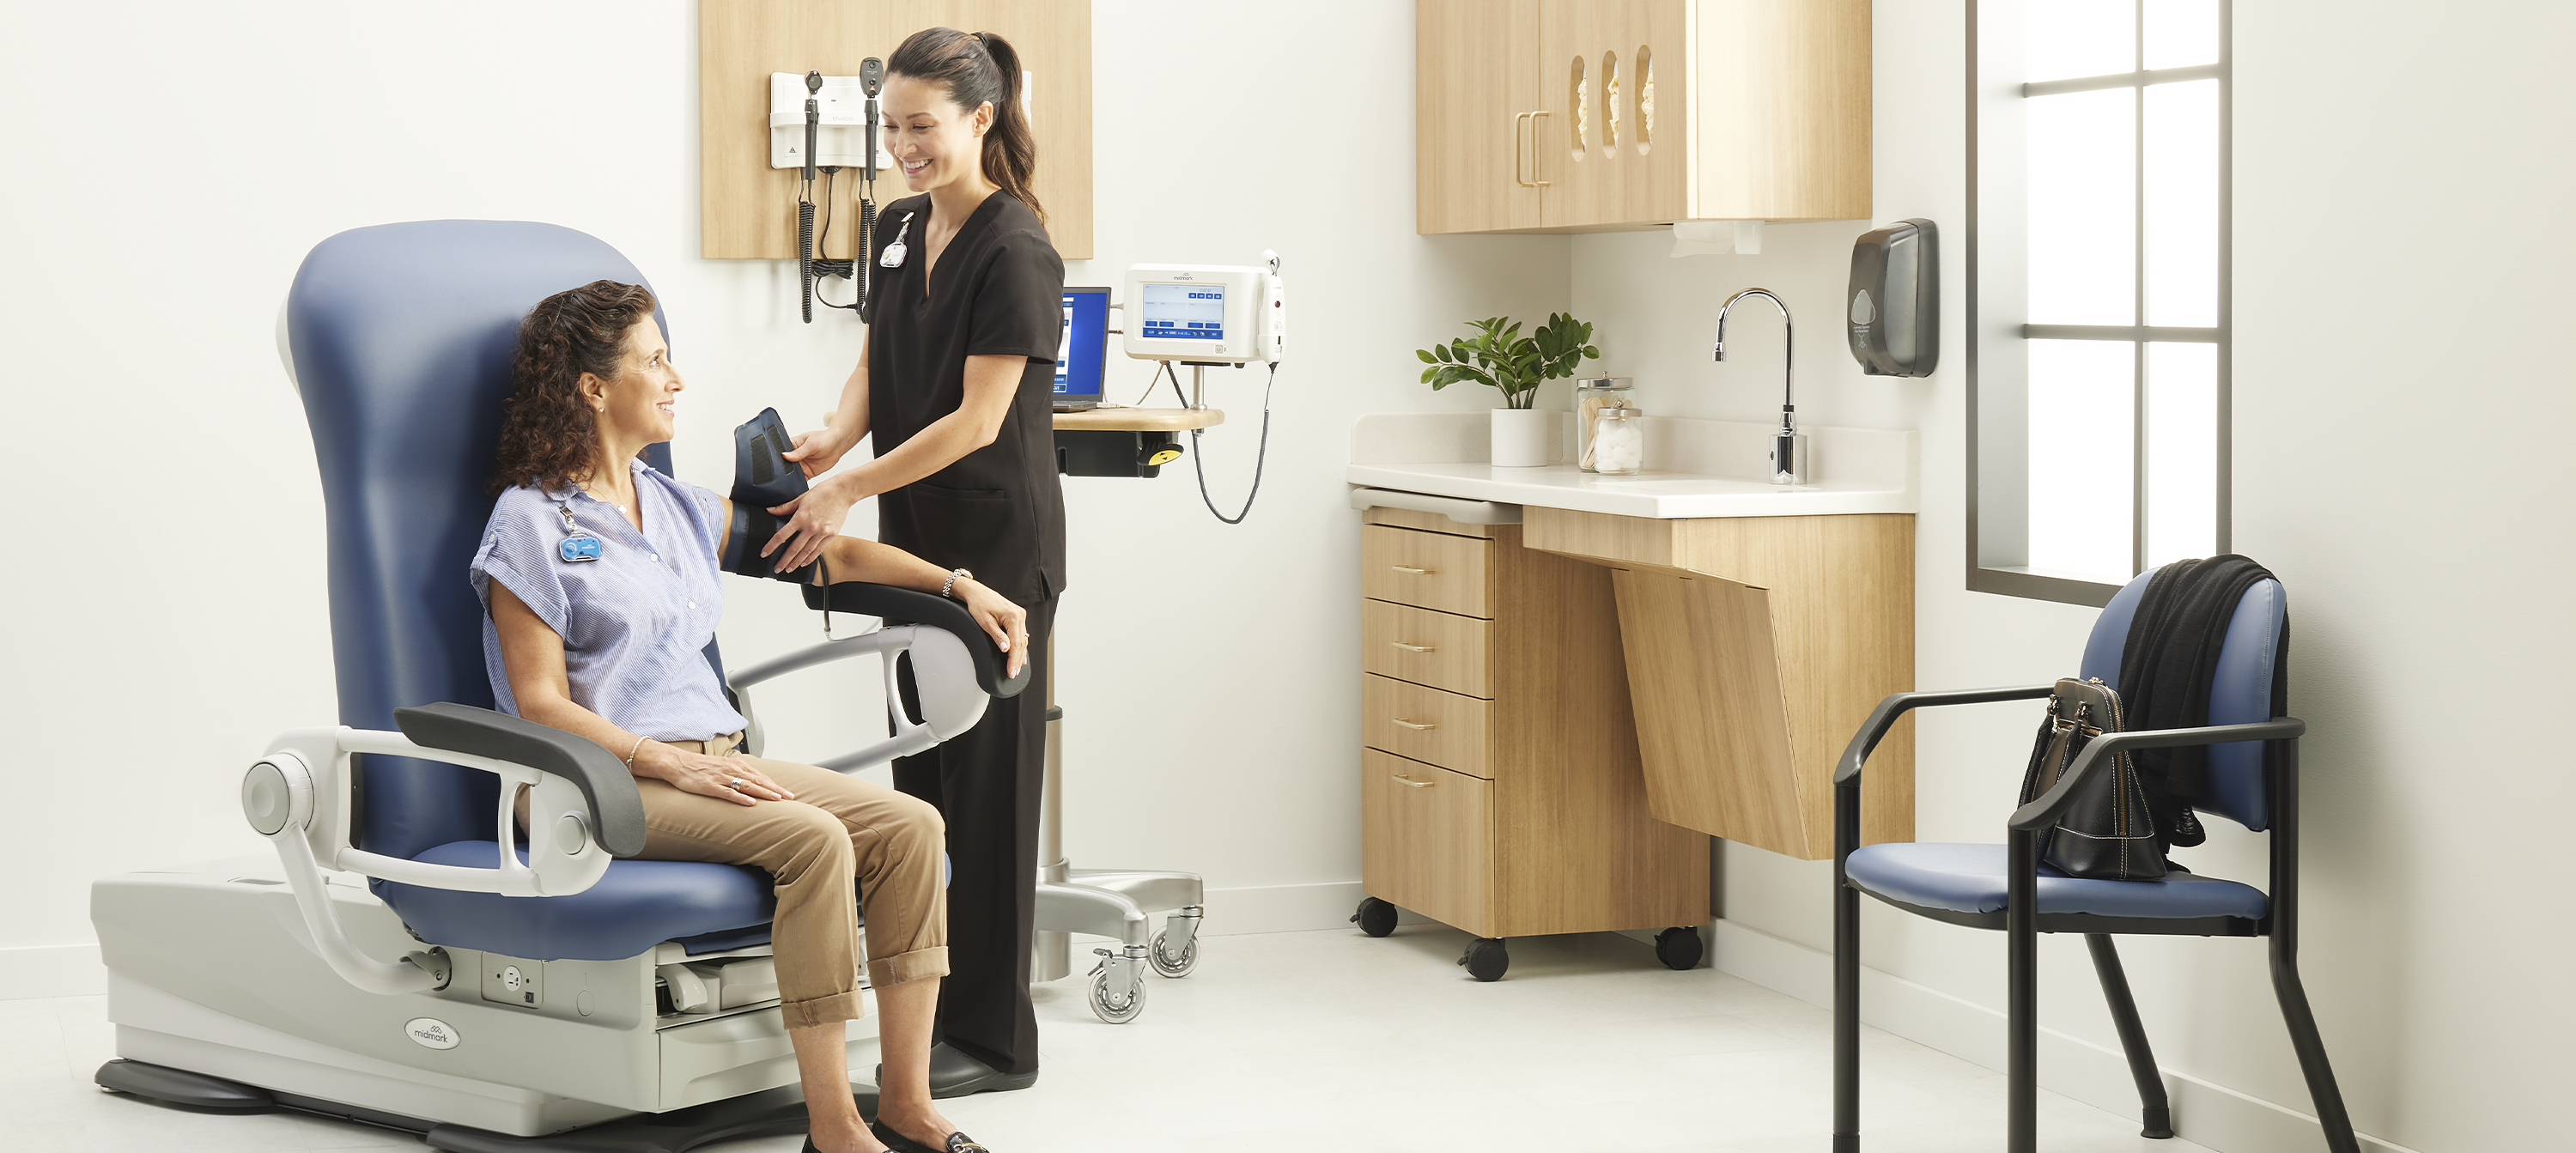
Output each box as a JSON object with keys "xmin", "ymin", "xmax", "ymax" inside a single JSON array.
[
  {"xmin": 1360, "ymin": 525, "xmax": 1494, "ymax": 617},
  {"xmin": 1416, "ymin": 0, "xmax": 1872, "ymax": 234},
  {"xmin": 1360, "ymin": 600, "xmax": 1493, "ymax": 697},
  {"xmin": 1360, "ymin": 750, "xmax": 1492, "ymax": 935},
  {"xmin": 1361, "ymin": 674, "xmax": 1494, "ymax": 779},
  {"xmin": 1354, "ymin": 507, "xmax": 1706, "ymax": 948}
]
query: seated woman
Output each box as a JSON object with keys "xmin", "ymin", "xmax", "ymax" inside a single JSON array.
[{"xmin": 474, "ymin": 279, "xmax": 1018, "ymax": 1153}]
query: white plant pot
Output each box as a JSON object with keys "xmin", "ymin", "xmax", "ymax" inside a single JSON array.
[{"xmin": 1489, "ymin": 407, "xmax": 1550, "ymax": 468}]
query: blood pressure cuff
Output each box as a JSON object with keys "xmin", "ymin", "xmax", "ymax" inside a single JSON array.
[
  {"xmin": 721, "ymin": 407, "xmax": 822, "ymax": 586},
  {"xmin": 721, "ymin": 503, "xmax": 822, "ymax": 585}
]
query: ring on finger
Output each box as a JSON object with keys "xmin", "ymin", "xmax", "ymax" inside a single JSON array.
[{"xmin": 727, "ymin": 778, "xmax": 745, "ymax": 791}]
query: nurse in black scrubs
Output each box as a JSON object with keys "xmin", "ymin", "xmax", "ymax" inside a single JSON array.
[{"xmin": 762, "ymin": 27, "xmax": 1063, "ymax": 1100}]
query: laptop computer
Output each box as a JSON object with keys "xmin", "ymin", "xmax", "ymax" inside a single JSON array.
[{"xmin": 1052, "ymin": 286, "xmax": 1112, "ymax": 411}]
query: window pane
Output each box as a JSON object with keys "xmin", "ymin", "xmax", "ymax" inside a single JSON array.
[
  {"xmin": 2027, "ymin": 88, "xmax": 2136, "ymax": 325},
  {"xmin": 2027, "ymin": 340, "xmax": 2136, "ymax": 580},
  {"xmin": 2144, "ymin": 79, "xmax": 2218, "ymax": 327},
  {"xmin": 2026, "ymin": 0, "xmax": 2136, "ymax": 82},
  {"xmin": 2145, "ymin": 343, "xmax": 2218, "ymax": 567},
  {"xmin": 2143, "ymin": 0, "xmax": 2220, "ymax": 69}
]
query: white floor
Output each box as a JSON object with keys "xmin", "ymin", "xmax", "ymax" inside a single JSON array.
[{"xmin": 3, "ymin": 925, "xmax": 2207, "ymax": 1153}]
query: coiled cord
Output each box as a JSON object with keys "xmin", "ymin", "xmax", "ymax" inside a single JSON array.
[
  {"xmin": 1176, "ymin": 360, "xmax": 1277, "ymax": 525},
  {"xmin": 808, "ymin": 168, "xmax": 868, "ymax": 315},
  {"xmin": 797, "ymin": 200, "xmax": 817, "ymax": 323}
]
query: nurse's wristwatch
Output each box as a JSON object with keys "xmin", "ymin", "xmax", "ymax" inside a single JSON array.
[{"xmin": 939, "ymin": 568, "xmax": 973, "ymax": 599}]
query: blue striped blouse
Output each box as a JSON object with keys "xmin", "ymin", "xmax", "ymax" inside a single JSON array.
[{"xmin": 470, "ymin": 459, "xmax": 748, "ymax": 743}]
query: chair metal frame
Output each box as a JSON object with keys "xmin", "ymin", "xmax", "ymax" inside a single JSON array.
[{"xmin": 1832, "ymin": 687, "xmax": 2360, "ymax": 1153}]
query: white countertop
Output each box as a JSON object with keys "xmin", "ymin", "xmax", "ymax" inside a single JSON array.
[{"xmin": 1346, "ymin": 412, "xmax": 1918, "ymax": 519}]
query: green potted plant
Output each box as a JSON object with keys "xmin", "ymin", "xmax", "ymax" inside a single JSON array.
[{"xmin": 1415, "ymin": 313, "xmax": 1601, "ymax": 467}]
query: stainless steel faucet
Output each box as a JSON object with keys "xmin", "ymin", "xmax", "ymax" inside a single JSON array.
[{"xmin": 1714, "ymin": 287, "xmax": 1807, "ymax": 485}]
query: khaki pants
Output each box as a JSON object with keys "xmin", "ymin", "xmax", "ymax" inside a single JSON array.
[{"xmin": 640, "ymin": 735, "xmax": 949, "ymax": 1028}]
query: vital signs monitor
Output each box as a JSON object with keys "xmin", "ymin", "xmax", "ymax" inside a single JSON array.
[{"xmin": 1121, "ymin": 256, "xmax": 1286, "ymax": 365}]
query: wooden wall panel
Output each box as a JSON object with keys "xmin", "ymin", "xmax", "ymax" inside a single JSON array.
[{"xmin": 700, "ymin": 0, "xmax": 1092, "ymax": 261}]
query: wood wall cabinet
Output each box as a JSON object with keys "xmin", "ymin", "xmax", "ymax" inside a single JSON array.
[
  {"xmin": 1416, "ymin": 0, "xmax": 1872, "ymax": 234},
  {"xmin": 701, "ymin": 0, "xmax": 1093, "ymax": 260},
  {"xmin": 1523, "ymin": 508, "xmax": 1915, "ymax": 860},
  {"xmin": 1354, "ymin": 507, "xmax": 1707, "ymax": 968}
]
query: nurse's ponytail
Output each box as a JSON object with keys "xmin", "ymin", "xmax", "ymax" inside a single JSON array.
[{"xmin": 890, "ymin": 27, "xmax": 1045, "ymax": 225}]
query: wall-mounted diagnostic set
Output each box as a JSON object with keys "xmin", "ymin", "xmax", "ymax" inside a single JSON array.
[
  {"xmin": 769, "ymin": 65, "xmax": 892, "ymax": 323},
  {"xmin": 1845, "ymin": 218, "xmax": 1938, "ymax": 378}
]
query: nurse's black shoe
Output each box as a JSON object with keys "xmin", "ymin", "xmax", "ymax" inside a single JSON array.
[
  {"xmin": 869, "ymin": 1120, "xmax": 992, "ymax": 1153},
  {"xmin": 873, "ymin": 1041, "xmax": 1037, "ymax": 1098}
]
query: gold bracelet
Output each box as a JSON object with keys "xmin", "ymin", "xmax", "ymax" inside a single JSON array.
[{"xmin": 624, "ymin": 735, "xmax": 651, "ymax": 768}]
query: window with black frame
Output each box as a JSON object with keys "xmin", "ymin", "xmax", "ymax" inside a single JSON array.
[{"xmin": 1968, "ymin": 0, "xmax": 2230, "ymax": 605}]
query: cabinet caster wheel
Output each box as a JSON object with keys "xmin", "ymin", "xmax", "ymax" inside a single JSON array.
[
  {"xmin": 1088, "ymin": 948, "xmax": 1147, "ymax": 1023},
  {"xmin": 1654, "ymin": 925, "xmax": 1704, "ymax": 971},
  {"xmin": 1150, "ymin": 929, "xmax": 1198, "ymax": 978},
  {"xmin": 1352, "ymin": 897, "xmax": 1397, "ymax": 938},
  {"xmin": 1458, "ymin": 938, "xmax": 1509, "ymax": 982}
]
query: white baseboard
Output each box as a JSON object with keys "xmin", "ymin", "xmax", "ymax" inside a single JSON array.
[
  {"xmin": 0, "ymin": 943, "xmax": 106, "ymax": 1000},
  {"xmin": 1710, "ymin": 919, "xmax": 2422, "ymax": 1153}
]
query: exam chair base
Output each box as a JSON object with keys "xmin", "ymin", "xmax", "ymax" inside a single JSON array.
[
  {"xmin": 91, "ymin": 856, "xmax": 883, "ymax": 1142},
  {"xmin": 98, "ymin": 1058, "xmax": 877, "ymax": 1153}
]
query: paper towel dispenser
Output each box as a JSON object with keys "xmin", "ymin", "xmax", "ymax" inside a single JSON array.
[{"xmin": 1846, "ymin": 219, "xmax": 1938, "ymax": 378}]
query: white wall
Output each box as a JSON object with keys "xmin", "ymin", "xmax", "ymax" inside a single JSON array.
[
  {"xmin": 8, "ymin": 3, "xmax": 2566, "ymax": 1150},
  {"xmin": 1572, "ymin": 3, "xmax": 2576, "ymax": 1151},
  {"xmin": 0, "ymin": 1, "xmax": 1564, "ymax": 985}
]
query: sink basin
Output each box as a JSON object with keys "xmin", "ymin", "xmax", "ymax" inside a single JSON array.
[{"xmin": 1346, "ymin": 412, "xmax": 1916, "ymax": 519}]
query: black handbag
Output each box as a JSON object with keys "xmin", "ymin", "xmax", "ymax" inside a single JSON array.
[{"xmin": 2017, "ymin": 677, "xmax": 2166, "ymax": 882}]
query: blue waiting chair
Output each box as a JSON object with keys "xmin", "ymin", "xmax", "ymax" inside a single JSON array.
[{"xmin": 1831, "ymin": 571, "xmax": 2358, "ymax": 1153}]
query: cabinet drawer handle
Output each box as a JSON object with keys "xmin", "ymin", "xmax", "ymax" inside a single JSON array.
[
  {"xmin": 1392, "ymin": 774, "xmax": 1435, "ymax": 788},
  {"xmin": 1528, "ymin": 111, "xmax": 1553, "ymax": 187},
  {"xmin": 1391, "ymin": 718, "xmax": 1437, "ymax": 731},
  {"xmin": 1389, "ymin": 641, "xmax": 1436, "ymax": 652},
  {"xmin": 1513, "ymin": 112, "xmax": 1527, "ymax": 187},
  {"xmin": 1390, "ymin": 565, "xmax": 1437, "ymax": 576}
]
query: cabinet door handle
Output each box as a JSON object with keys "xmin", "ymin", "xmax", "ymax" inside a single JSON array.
[
  {"xmin": 1392, "ymin": 718, "xmax": 1438, "ymax": 731},
  {"xmin": 1390, "ymin": 641, "xmax": 1436, "ymax": 652},
  {"xmin": 1390, "ymin": 565, "xmax": 1437, "ymax": 576},
  {"xmin": 1528, "ymin": 111, "xmax": 1553, "ymax": 186},
  {"xmin": 1513, "ymin": 112, "xmax": 1526, "ymax": 187},
  {"xmin": 1392, "ymin": 774, "xmax": 1435, "ymax": 788}
]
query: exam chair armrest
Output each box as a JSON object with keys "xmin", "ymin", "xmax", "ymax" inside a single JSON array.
[
  {"xmin": 1835, "ymin": 684, "xmax": 2057, "ymax": 788},
  {"xmin": 394, "ymin": 702, "xmax": 647, "ymax": 859},
  {"xmin": 803, "ymin": 581, "xmax": 1031, "ymax": 698},
  {"xmin": 2007, "ymin": 717, "xmax": 2306, "ymax": 833}
]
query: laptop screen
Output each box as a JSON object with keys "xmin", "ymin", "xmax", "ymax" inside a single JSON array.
[{"xmin": 1054, "ymin": 287, "xmax": 1111, "ymax": 402}]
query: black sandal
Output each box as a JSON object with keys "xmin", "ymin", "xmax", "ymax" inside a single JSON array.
[{"xmin": 868, "ymin": 1119, "xmax": 992, "ymax": 1153}]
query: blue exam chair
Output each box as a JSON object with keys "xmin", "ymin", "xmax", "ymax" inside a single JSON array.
[
  {"xmin": 88, "ymin": 221, "xmax": 1023, "ymax": 1151},
  {"xmin": 1832, "ymin": 571, "xmax": 2357, "ymax": 1153}
]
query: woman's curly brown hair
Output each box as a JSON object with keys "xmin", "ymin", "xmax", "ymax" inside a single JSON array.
[{"xmin": 489, "ymin": 280, "xmax": 658, "ymax": 495}]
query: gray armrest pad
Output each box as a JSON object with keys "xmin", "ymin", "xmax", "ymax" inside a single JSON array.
[
  {"xmin": 393, "ymin": 703, "xmax": 649, "ymax": 858},
  {"xmin": 802, "ymin": 582, "xmax": 1032, "ymax": 698}
]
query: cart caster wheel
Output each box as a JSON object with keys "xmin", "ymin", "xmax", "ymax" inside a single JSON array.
[
  {"xmin": 1655, "ymin": 925, "xmax": 1704, "ymax": 971},
  {"xmin": 1352, "ymin": 897, "xmax": 1397, "ymax": 938},
  {"xmin": 1458, "ymin": 938, "xmax": 1509, "ymax": 982},
  {"xmin": 1150, "ymin": 929, "xmax": 1198, "ymax": 978},
  {"xmin": 1088, "ymin": 949, "xmax": 1147, "ymax": 1023}
]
